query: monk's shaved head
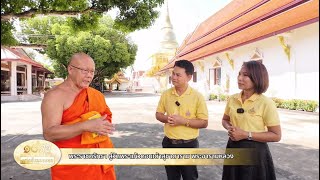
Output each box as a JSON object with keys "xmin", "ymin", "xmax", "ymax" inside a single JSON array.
[
  {"xmin": 69, "ymin": 52, "xmax": 94, "ymax": 66},
  {"xmin": 67, "ymin": 52, "xmax": 96, "ymax": 89}
]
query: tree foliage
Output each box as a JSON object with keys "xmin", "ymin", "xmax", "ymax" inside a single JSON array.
[
  {"xmin": 1, "ymin": 0, "xmax": 164, "ymax": 46},
  {"xmin": 1, "ymin": 21, "xmax": 18, "ymax": 45},
  {"xmin": 21, "ymin": 16, "xmax": 137, "ymax": 88}
]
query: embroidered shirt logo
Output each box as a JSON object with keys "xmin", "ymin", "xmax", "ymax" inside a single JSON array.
[{"xmin": 248, "ymin": 108, "xmax": 255, "ymax": 114}]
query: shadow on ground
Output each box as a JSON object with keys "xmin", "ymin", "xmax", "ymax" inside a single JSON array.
[
  {"xmin": 1, "ymin": 123, "xmax": 319, "ymax": 180},
  {"xmin": 1, "ymin": 99, "xmax": 42, "ymax": 104}
]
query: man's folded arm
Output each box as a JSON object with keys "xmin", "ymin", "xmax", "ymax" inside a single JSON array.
[
  {"xmin": 186, "ymin": 118, "xmax": 208, "ymax": 129},
  {"xmin": 156, "ymin": 112, "xmax": 169, "ymax": 123}
]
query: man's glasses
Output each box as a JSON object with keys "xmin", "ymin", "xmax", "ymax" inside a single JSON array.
[{"xmin": 70, "ymin": 65, "xmax": 95, "ymax": 75}]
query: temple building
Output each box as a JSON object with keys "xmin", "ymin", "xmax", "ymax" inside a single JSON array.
[
  {"xmin": 104, "ymin": 71, "xmax": 130, "ymax": 91},
  {"xmin": 1, "ymin": 47, "xmax": 52, "ymax": 101},
  {"xmin": 141, "ymin": 0, "xmax": 179, "ymax": 92},
  {"xmin": 158, "ymin": 0, "xmax": 319, "ymax": 101}
]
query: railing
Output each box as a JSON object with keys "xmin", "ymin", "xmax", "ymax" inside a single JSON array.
[
  {"xmin": 17, "ymin": 86, "xmax": 27, "ymax": 95},
  {"xmin": 1, "ymin": 91, "xmax": 11, "ymax": 95}
]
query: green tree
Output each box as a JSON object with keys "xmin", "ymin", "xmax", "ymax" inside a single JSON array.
[
  {"xmin": 1, "ymin": 0, "xmax": 164, "ymax": 46},
  {"xmin": 21, "ymin": 16, "xmax": 137, "ymax": 89},
  {"xmin": 1, "ymin": 21, "xmax": 18, "ymax": 45}
]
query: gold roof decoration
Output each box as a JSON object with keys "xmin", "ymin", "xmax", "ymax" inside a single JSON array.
[{"xmin": 105, "ymin": 71, "xmax": 129, "ymax": 84}]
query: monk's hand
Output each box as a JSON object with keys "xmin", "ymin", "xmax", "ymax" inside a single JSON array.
[
  {"xmin": 167, "ymin": 114, "xmax": 185, "ymax": 126},
  {"xmin": 87, "ymin": 114, "xmax": 115, "ymax": 136}
]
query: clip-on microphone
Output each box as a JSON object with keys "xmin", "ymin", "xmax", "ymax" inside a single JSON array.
[
  {"xmin": 237, "ymin": 108, "xmax": 244, "ymax": 113},
  {"xmin": 175, "ymin": 101, "xmax": 180, "ymax": 106}
]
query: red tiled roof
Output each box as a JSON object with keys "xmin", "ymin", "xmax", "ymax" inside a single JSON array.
[
  {"xmin": 1, "ymin": 47, "xmax": 52, "ymax": 73},
  {"xmin": 185, "ymin": 0, "xmax": 264, "ymax": 47},
  {"xmin": 159, "ymin": 0, "xmax": 319, "ymax": 72}
]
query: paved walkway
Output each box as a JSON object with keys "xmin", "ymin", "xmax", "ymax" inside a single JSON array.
[{"xmin": 1, "ymin": 92, "xmax": 319, "ymax": 180}]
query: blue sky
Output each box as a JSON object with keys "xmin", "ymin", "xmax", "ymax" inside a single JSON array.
[{"xmin": 129, "ymin": 0, "xmax": 232, "ymax": 71}]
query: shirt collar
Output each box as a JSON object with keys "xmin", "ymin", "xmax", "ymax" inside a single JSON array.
[
  {"xmin": 235, "ymin": 91, "xmax": 260, "ymax": 102},
  {"xmin": 171, "ymin": 85, "xmax": 192, "ymax": 97}
]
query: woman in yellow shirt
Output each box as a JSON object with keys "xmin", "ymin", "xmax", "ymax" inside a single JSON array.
[{"xmin": 221, "ymin": 61, "xmax": 281, "ymax": 180}]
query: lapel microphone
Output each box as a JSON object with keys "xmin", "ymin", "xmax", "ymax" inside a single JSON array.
[
  {"xmin": 237, "ymin": 108, "xmax": 244, "ymax": 113},
  {"xmin": 175, "ymin": 101, "xmax": 180, "ymax": 106}
]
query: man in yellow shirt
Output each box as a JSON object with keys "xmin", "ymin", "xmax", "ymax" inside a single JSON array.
[{"xmin": 156, "ymin": 60, "xmax": 208, "ymax": 180}]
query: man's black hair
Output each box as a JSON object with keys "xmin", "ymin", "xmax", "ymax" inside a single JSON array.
[{"xmin": 174, "ymin": 60, "xmax": 194, "ymax": 75}]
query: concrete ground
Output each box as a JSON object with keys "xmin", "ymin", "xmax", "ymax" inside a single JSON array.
[{"xmin": 1, "ymin": 91, "xmax": 319, "ymax": 180}]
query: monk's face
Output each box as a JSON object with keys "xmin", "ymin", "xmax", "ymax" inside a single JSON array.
[{"xmin": 68, "ymin": 55, "xmax": 95, "ymax": 89}]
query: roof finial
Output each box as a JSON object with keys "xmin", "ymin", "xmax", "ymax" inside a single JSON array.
[
  {"xmin": 159, "ymin": 0, "xmax": 178, "ymax": 51},
  {"xmin": 163, "ymin": 0, "xmax": 172, "ymax": 29},
  {"xmin": 166, "ymin": 0, "xmax": 169, "ymax": 16}
]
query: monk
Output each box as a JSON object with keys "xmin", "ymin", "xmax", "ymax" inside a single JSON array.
[{"xmin": 41, "ymin": 52, "xmax": 116, "ymax": 180}]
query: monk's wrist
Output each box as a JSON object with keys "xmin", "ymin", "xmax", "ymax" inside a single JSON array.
[{"xmin": 80, "ymin": 121, "xmax": 89, "ymax": 132}]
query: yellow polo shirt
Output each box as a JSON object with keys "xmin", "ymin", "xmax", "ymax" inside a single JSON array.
[
  {"xmin": 156, "ymin": 86, "xmax": 208, "ymax": 140},
  {"xmin": 224, "ymin": 92, "xmax": 280, "ymax": 132}
]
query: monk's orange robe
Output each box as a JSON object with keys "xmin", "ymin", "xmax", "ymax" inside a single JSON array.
[{"xmin": 51, "ymin": 87, "xmax": 116, "ymax": 180}]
